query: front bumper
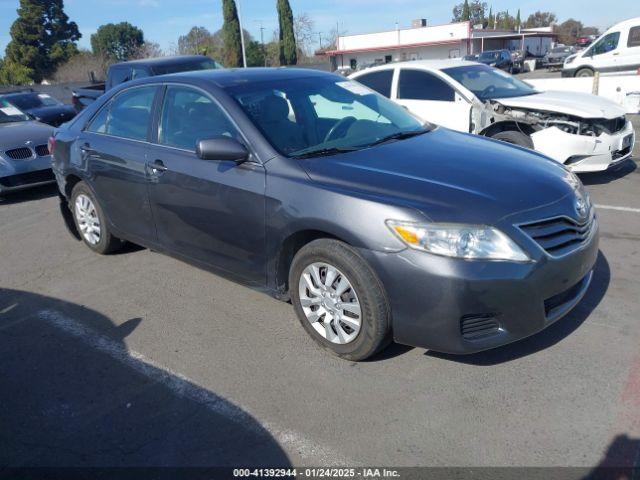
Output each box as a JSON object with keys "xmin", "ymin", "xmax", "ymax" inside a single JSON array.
[
  {"xmin": 531, "ymin": 120, "xmax": 635, "ymax": 173},
  {"xmin": 0, "ymin": 154, "xmax": 55, "ymax": 194},
  {"xmin": 358, "ymin": 217, "xmax": 599, "ymax": 354}
]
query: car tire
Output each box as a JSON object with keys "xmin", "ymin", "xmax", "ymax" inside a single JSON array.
[
  {"xmin": 576, "ymin": 68, "xmax": 594, "ymax": 77},
  {"xmin": 289, "ymin": 239, "xmax": 391, "ymax": 361},
  {"xmin": 70, "ymin": 181, "xmax": 123, "ymax": 255},
  {"xmin": 491, "ymin": 130, "xmax": 534, "ymax": 149}
]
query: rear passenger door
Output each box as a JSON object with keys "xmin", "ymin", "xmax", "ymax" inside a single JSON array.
[
  {"xmin": 81, "ymin": 85, "xmax": 160, "ymax": 244},
  {"xmin": 145, "ymin": 85, "xmax": 267, "ymax": 284},
  {"xmin": 394, "ymin": 69, "xmax": 471, "ymax": 132}
]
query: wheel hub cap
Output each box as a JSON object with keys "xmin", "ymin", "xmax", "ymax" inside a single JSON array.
[
  {"xmin": 74, "ymin": 194, "xmax": 101, "ymax": 246},
  {"xmin": 298, "ymin": 262, "xmax": 362, "ymax": 345}
]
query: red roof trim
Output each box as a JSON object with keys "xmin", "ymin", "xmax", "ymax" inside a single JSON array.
[{"xmin": 327, "ymin": 38, "xmax": 463, "ymax": 56}]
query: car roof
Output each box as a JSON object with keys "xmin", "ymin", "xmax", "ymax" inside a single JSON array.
[
  {"xmin": 112, "ymin": 55, "xmax": 214, "ymax": 68},
  {"xmin": 149, "ymin": 67, "xmax": 338, "ymax": 88},
  {"xmin": 351, "ymin": 59, "xmax": 479, "ymax": 75}
]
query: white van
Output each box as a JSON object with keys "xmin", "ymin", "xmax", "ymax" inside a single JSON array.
[{"xmin": 562, "ymin": 17, "xmax": 640, "ymax": 77}]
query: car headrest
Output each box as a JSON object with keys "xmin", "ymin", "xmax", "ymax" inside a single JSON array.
[{"xmin": 261, "ymin": 95, "xmax": 290, "ymax": 123}]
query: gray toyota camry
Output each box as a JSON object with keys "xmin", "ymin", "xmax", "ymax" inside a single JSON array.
[
  {"xmin": 51, "ymin": 68, "xmax": 599, "ymax": 361},
  {"xmin": 0, "ymin": 99, "xmax": 54, "ymax": 195}
]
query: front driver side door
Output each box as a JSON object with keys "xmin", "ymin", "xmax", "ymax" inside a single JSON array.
[
  {"xmin": 394, "ymin": 69, "xmax": 471, "ymax": 132},
  {"xmin": 145, "ymin": 85, "xmax": 267, "ymax": 284}
]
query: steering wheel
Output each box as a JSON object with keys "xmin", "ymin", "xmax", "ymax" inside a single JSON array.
[{"xmin": 324, "ymin": 116, "xmax": 357, "ymax": 143}]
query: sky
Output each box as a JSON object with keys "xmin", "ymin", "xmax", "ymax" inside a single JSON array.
[{"xmin": 0, "ymin": 0, "xmax": 638, "ymax": 56}]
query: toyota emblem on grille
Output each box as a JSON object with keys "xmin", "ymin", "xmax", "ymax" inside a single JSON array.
[{"xmin": 575, "ymin": 197, "xmax": 588, "ymax": 219}]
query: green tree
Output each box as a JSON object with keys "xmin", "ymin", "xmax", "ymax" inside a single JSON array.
[
  {"xmin": 246, "ymin": 40, "xmax": 265, "ymax": 67},
  {"xmin": 0, "ymin": 58, "xmax": 35, "ymax": 86},
  {"xmin": 277, "ymin": 0, "xmax": 297, "ymax": 65},
  {"xmin": 516, "ymin": 9, "xmax": 521, "ymax": 29},
  {"xmin": 555, "ymin": 19, "xmax": 587, "ymax": 45},
  {"xmin": 222, "ymin": 0, "xmax": 243, "ymax": 67},
  {"xmin": 178, "ymin": 26, "xmax": 218, "ymax": 56},
  {"xmin": 91, "ymin": 23, "xmax": 144, "ymax": 62},
  {"xmin": 452, "ymin": 0, "xmax": 487, "ymax": 25},
  {"xmin": 487, "ymin": 6, "xmax": 494, "ymax": 28},
  {"xmin": 4, "ymin": 0, "xmax": 80, "ymax": 83},
  {"xmin": 524, "ymin": 11, "xmax": 557, "ymax": 28}
]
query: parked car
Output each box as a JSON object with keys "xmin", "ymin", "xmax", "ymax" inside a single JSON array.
[
  {"xmin": 477, "ymin": 49, "xmax": 515, "ymax": 73},
  {"xmin": 0, "ymin": 90, "xmax": 76, "ymax": 127},
  {"xmin": 463, "ymin": 54, "xmax": 478, "ymax": 61},
  {"xmin": 72, "ymin": 55, "xmax": 223, "ymax": 112},
  {"xmin": 543, "ymin": 46, "xmax": 576, "ymax": 69},
  {"xmin": 351, "ymin": 60, "xmax": 635, "ymax": 172},
  {"xmin": 576, "ymin": 36, "xmax": 594, "ymax": 49},
  {"xmin": 563, "ymin": 17, "xmax": 640, "ymax": 77},
  {"xmin": 0, "ymin": 99, "xmax": 54, "ymax": 195},
  {"xmin": 53, "ymin": 68, "xmax": 598, "ymax": 361}
]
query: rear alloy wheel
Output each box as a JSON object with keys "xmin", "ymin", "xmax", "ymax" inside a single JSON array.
[
  {"xmin": 491, "ymin": 130, "xmax": 534, "ymax": 149},
  {"xmin": 576, "ymin": 68, "xmax": 594, "ymax": 77},
  {"xmin": 71, "ymin": 182, "xmax": 123, "ymax": 254},
  {"xmin": 290, "ymin": 239, "xmax": 391, "ymax": 361}
]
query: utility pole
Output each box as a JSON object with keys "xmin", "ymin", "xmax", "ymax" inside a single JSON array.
[
  {"xmin": 236, "ymin": 0, "xmax": 248, "ymax": 67},
  {"xmin": 255, "ymin": 20, "xmax": 266, "ymax": 66}
]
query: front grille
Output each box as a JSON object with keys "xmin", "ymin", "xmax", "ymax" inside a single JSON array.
[
  {"xmin": 461, "ymin": 314, "xmax": 501, "ymax": 340},
  {"xmin": 612, "ymin": 146, "xmax": 632, "ymax": 161},
  {"xmin": 35, "ymin": 144, "xmax": 49, "ymax": 156},
  {"xmin": 544, "ymin": 274, "xmax": 591, "ymax": 319},
  {"xmin": 4, "ymin": 147, "xmax": 33, "ymax": 160},
  {"xmin": 519, "ymin": 214, "xmax": 596, "ymax": 256},
  {"xmin": 0, "ymin": 169, "xmax": 54, "ymax": 188}
]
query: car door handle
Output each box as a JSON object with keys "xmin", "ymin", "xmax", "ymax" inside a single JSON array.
[
  {"xmin": 148, "ymin": 159, "xmax": 168, "ymax": 174},
  {"xmin": 80, "ymin": 143, "xmax": 94, "ymax": 153}
]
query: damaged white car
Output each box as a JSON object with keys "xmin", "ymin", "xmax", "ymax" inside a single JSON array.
[{"xmin": 351, "ymin": 60, "xmax": 635, "ymax": 172}]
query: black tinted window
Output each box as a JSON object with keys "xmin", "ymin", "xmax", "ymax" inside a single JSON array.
[
  {"xmin": 109, "ymin": 67, "xmax": 132, "ymax": 87},
  {"xmin": 88, "ymin": 86, "xmax": 156, "ymax": 141},
  {"xmin": 398, "ymin": 70, "xmax": 455, "ymax": 101},
  {"xmin": 628, "ymin": 26, "xmax": 640, "ymax": 47},
  {"xmin": 158, "ymin": 86, "xmax": 238, "ymax": 151},
  {"xmin": 591, "ymin": 32, "xmax": 620, "ymax": 55},
  {"xmin": 356, "ymin": 70, "xmax": 394, "ymax": 98}
]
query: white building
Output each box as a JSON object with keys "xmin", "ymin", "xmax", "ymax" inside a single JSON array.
[{"xmin": 327, "ymin": 20, "xmax": 556, "ymax": 71}]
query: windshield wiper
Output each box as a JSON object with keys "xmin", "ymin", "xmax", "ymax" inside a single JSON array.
[
  {"xmin": 292, "ymin": 146, "xmax": 360, "ymax": 159},
  {"xmin": 368, "ymin": 129, "xmax": 431, "ymax": 147}
]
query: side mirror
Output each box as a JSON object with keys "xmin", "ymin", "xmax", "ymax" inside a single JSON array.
[{"xmin": 196, "ymin": 137, "xmax": 249, "ymax": 163}]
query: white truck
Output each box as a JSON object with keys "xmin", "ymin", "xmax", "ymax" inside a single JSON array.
[{"xmin": 350, "ymin": 60, "xmax": 635, "ymax": 172}]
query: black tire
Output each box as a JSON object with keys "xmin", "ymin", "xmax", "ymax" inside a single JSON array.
[
  {"xmin": 491, "ymin": 130, "xmax": 534, "ymax": 148},
  {"xmin": 576, "ymin": 68, "xmax": 594, "ymax": 78},
  {"xmin": 70, "ymin": 181, "xmax": 123, "ymax": 255},
  {"xmin": 289, "ymin": 239, "xmax": 391, "ymax": 361}
]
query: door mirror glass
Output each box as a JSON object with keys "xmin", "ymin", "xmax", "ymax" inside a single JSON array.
[{"xmin": 196, "ymin": 137, "xmax": 249, "ymax": 163}]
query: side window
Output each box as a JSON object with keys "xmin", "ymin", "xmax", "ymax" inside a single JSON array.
[
  {"xmin": 628, "ymin": 26, "xmax": 640, "ymax": 48},
  {"xmin": 591, "ymin": 32, "xmax": 621, "ymax": 55},
  {"xmin": 109, "ymin": 67, "xmax": 132, "ymax": 88},
  {"xmin": 356, "ymin": 70, "xmax": 394, "ymax": 98},
  {"xmin": 398, "ymin": 70, "xmax": 455, "ymax": 101},
  {"xmin": 158, "ymin": 86, "xmax": 239, "ymax": 151},
  {"xmin": 91, "ymin": 86, "xmax": 156, "ymax": 141}
]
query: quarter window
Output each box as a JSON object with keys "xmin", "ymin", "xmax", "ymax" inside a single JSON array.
[
  {"xmin": 398, "ymin": 69, "xmax": 455, "ymax": 101},
  {"xmin": 158, "ymin": 86, "xmax": 239, "ymax": 151},
  {"xmin": 86, "ymin": 86, "xmax": 156, "ymax": 141},
  {"xmin": 628, "ymin": 26, "xmax": 640, "ymax": 48},
  {"xmin": 355, "ymin": 70, "xmax": 394, "ymax": 98}
]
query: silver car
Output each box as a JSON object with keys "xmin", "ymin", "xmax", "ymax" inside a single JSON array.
[{"xmin": 0, "ymin": 99, "xmax": 54, "ymax": 195}]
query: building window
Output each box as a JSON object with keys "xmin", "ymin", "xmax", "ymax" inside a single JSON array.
[
  {"xmin": 385, "ymin": 55, "xmax": 392, "ymax": 63},
  {"xmin": 350, "ymin": 59, "xmax": 357, "ymax": 70}
]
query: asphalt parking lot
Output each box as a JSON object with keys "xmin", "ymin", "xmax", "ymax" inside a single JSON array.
[{"xmin": 1, "ymin": 123, "xmax": 640, "ymax": 470}]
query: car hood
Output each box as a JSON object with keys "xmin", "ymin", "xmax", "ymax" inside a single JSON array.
[
  {"xmin": 494, "ymin": 90, "xmax": 627, "ymax": 119},
  {"xmin": 299, "ymin": 128, "xmax": 579, "ymax": 225},
  {"xmin": 0, "ymin": 121, "xmax": 53, "ymax": 146}
]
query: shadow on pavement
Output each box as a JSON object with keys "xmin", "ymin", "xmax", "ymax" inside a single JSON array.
[
  {"xmin": 0, "ymin": 288, "xmax": 291, "ymax": 469},
  {"xmin": 579, "ymin": 159, "xmax": 637, "ymax": 186},
  {"xmin": 0, "ymin": 183, "xmax": 58, "ymax": 205},
  {"xmin": 583, "ymin": 434, "xmax": 640, "ymax": 479},
  {"xmin": 426, "ymin": 251, "xmax": 610, "ymax": 366}
]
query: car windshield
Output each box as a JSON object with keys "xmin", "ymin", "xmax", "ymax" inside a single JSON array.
[
  {"xmin": 228, "ymin": 76, "xmax": 428, "ymax": 158},
  {"xmin": 0, "ymin": 99, "xmax": 31, "ymax": 123},
  {"xmin": 442, "ymin": 64, "xmax": 538, "ymax": 100},
  {"xmin": 6, "ymin": 93, "xmax": 61, "ymax": 110},
  {"xmin": 479, "ymin": 51, "xmax": 500, "ymax": 61},
  {"xmin": 151, "ymin": 58, "xmax": 222, "ymax": 75}
]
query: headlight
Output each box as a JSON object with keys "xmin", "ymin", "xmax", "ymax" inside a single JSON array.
[
  {"xmin": 565, "ymin": 55, "xmax": 576, "ymax": 65},
  {"xmin": 387, "ymin": 221, "xmax": 531, "ymax": 262}
]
